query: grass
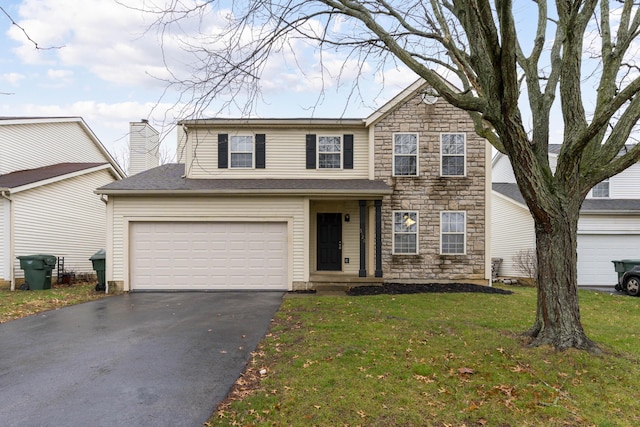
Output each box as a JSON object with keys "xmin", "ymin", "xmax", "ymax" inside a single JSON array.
[
  {"xmin": 0, "ymin": 282, "xmax": 118, "ymax": 323},
  {"xmin": 211, "ymin": 286, "xmax": 640, "ymax": 427}
]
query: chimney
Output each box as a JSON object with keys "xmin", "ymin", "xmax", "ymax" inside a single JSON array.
[{"xmin": 128, "ymin": 120, "xmax": 160, "ymax": 176}]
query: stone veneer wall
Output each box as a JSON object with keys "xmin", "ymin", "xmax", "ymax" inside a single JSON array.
[{"xmin": 374, "ymin": 91, "xmax": 487, "ymax": 282}]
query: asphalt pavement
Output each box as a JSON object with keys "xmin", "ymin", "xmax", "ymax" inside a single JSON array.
[{"xmin": 0, "ymin": 291, "xmax": 283, "ymax": 427}]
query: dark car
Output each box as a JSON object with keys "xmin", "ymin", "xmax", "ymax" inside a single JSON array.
[{"xmin": 616, "ymin": 265, "xmax": 640, "ymax": 296}]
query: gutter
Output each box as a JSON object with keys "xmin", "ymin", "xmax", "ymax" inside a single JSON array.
[{"xmin": 1, "ymin": 189, "xmax": 14, "ymax": 291}]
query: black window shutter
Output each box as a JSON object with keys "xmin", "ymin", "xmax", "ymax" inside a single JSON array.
[
  {"xmin": 218, "ymin": 134, "xmax": 228, "ymax": 169},
  {"xmin": 255, "ymin": 134, "xmax": 266, "ymax": 169},
  {"xmin": 344, "ymin": 134, "xmax": 354, "ymax": 169},
  {"xmin": 306, "ymin": 134, "xmax": 316, "ymax": 169}
]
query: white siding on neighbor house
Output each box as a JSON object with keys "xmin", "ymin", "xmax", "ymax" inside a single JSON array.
[
  {"xmin": 184, "ymin": 127, "xmax": 370, "ymax": 179},
  {"xmin": 0, "ymin": 197, "xmax": 8, "ymax": 282},
  {"xmin": 491, "ymin": 155, "xmax": 516, "ymax": 183},
  {"xmin": 578, "ymin": 214, "xmax": 640, "ymax": 233},
  {"xmin": 128, "ymin": 122, "xmax": 160, "ymax": 176},
  {"xmin": 11, "ymin": 169, "xmax": 112, "ymax": 278},
  {"xmin": 108, "ymin": 197, "xmax": 306, "ymax": 290},
  {"xmin": 491, "ymin": 192, "xmax": 535, "ymax": 277},
  {"xmin": 0, "ymin": 121, "xmax": 109, "ymax": 174},
  {"xmin": 604, "ymin": 164, "xmax": 640, "ymax": 199}
]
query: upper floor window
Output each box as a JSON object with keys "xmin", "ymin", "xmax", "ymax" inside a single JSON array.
[
  {"xmin": 441, "ymin": 133, "xmax": 466, "ymax": 176},
  {"xmin": 317, "ymin": 136, "xmax": 342, "ymax": 169},
  {"xmin": 591, "ymin": 179, "xmax": 610, "ymax": 198},
  {"xmin": 393, "ymin": 211, "xmax": 418, "ymax": 254},
  {"xmin": 441, "ymin": 211, "xmax": 466, "ymax": 255},
  {"xmin": 230, "ymin": 135, "xmax": 254, "ymax": 168},
  {"xmin": 393, "ymin": 133, "xmax": 418, "ymax": 176}
]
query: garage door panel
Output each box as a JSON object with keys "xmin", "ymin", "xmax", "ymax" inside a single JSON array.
[
  {"xmin": 578, "ymin": 234, "xmax": 640, "ymax": 286},
  {"xmin": 131, "ymin": 222, "xmax": 288, "ymax": 290}
]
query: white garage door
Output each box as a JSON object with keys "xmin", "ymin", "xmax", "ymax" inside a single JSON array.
[
  {"xmin": 577, "ymin": 234, "xmax": 640, "ymax": 286},
  {"xmin": 130, "ymin": 222, "xmax": 288, "ymax": 290}
]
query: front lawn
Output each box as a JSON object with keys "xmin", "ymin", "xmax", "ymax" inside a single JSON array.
[
  {"xmin": 0, "ymin": 282, "xmax": 117, "ymax": 323},
  {"xmin": 212, "ymin": 286, "xmax": 640, "ymax": 426}
]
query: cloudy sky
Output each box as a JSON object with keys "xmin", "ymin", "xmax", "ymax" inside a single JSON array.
[{"xmin": 0, "ymin": 0, "xmax": 418, "ymax": 168}]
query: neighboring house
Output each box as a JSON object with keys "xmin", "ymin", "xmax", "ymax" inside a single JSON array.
[
  {"xmin": 96, "ymin": 80, "xmax": 492, "ymax": 292},
  {"xmin": 0, "ymin": 117, "xmax": 126, "ymax": 289},
  {"xmin": 492, "ymin": 145, "xmax": 640, "ymax": 287}
]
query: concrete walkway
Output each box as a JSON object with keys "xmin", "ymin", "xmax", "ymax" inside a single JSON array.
[{"xmin": 0, "ymin": 292, "xmax": 283, "ymax": 427}]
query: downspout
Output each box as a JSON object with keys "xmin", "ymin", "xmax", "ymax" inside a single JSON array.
[{"xmin": 1, "ymin": 190, "xmax": 14, "ymax": 291}]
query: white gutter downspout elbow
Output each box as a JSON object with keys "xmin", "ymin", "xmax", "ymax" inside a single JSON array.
[{"xmin": 1, "ymin": 190, "xmax": 14, "ymax": 291}]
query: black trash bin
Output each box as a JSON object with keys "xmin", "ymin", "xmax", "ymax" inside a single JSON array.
[
  {"xmin": 612, "ymin": 259, "xmax": 640, "ymax": 294},
  {"xmin": 17, "ymin": 254, "xmax": 57, "ymax": 290},
  {"xmin": 90, "ymin": 249, "xmax": 106, "ymax": 292}
]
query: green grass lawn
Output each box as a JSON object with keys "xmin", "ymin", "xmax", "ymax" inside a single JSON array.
[
  {"xmin": 211, "ymin": 286, "xmax": 640, "ymax": 426},
  {"xmin": 0, "ymin": 282, "xmax": 117, "ymax": 323}
]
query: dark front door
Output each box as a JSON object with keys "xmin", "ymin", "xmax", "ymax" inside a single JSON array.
[{"xmin": 317, "ymin": 213, "xmax": 342, "ymax": 271}]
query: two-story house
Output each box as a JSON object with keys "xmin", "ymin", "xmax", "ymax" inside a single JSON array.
[
  {"xmin": 492, "ymin": 145, "xmax": 640, "ymax": 287},
  {"xmin": 96, "ymin": 80, "xmax": 491, "ymax": 291},
  {"xmin": 0, "ymin": 117, "xmax": 126, "ymax": 290}
]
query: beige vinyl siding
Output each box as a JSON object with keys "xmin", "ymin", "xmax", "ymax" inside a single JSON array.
[
  {"xmin": 11, "ymin": 169, "xmax": 112, "ymax": 278},
  {"xmin": 0, "ymin": 122, "xmax": 109, "ymax": 175},
  {"xmin": 0, "ymin": 198, "xmax": 8, "ymax": 281},
  {"xmin": 184, "ymin": 128, "xmax": 370, "ymax": 179},
  {"xmin": 491, "ymin": 192, "xmax": 535, "ymax": 277},
  {"xmin": 108, "ymin": 196, "xmax": 306, "ymax": 290}
]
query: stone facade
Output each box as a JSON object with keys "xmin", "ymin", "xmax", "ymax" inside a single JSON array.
[{"xmin": 374, "ymin": 90, "xmax": 487, "ymax": 282}]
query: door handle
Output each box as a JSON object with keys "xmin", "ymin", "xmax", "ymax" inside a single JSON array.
[{"xmin": 338, "ymin": 241, "xmax": 342, "ymax": 250}]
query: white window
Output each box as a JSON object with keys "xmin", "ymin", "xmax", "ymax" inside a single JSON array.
[
  {"xmin": 393, "ymin": 133, "xmax": 418, "ymax": 176},
  {"xmin": 591, "ymin": 179, "xmax": 610, "ymax": 198},
  {"xmin": 318, "ymin": 136, "xmax": 342, "ymax": 169},
  {"xmin": 230, "ymin": 135, "xmax": 254, "ymax": 168},
  {"xmin": 441, "ymin": 133, "xmax": 466, "ymax": 176},
  {"xmin": 393, "ymin": 211, "xmax": 418, "ymax": 254},
  {"xmin": 441, "ymin": 211, "xmax": 466, "ymax": 255}
]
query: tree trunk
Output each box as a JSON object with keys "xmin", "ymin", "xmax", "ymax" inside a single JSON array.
[{"xmin": 525, "ymin": 207, "xmax": 600, "ymax": 352}]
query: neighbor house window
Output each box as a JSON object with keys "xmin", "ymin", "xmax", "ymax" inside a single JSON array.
[
  {"xmin": 393, "ymin": 133, "xmax": 418, "ymax": 176},
  {"xmin": 318, "ymin": 136, "xmax": 342, "ymax": 169},
  {"xmin": 393, "ymin": 211, "xmax": 418, "ymax": 254},
  {"xmin": 441, "ymin": 211, "xmax": 466, "ymax": 254},
  {"xmin": 230, "ymin": 135, "xmax": 254, "ymax": 168},
  {"xmin": 441, "ymin": 133, "xmax": 466, "ymax": 176},
  {"xmin": 592, "ymin": 179, "xmax": 610, "ymax": 198}
]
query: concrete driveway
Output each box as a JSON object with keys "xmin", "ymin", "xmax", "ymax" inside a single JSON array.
[{"xmin": 0, "ymin": 291, "xmax": 283, "ymax": 427}]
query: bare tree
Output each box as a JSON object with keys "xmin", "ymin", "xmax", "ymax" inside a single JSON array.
[
  {"xmin": 134, "ymin": 0, "xmax": 640, "ymax": 352},
  {"xmin": 513, "ymin": 249, "xmax": 538, "ymax": 287}
]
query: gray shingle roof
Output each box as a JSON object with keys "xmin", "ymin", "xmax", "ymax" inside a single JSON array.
[
  {"xmin": 97, "ymin": 164, "xmax": 392, "ymax": 195},
  {"xmin": 493, "ymin": 182, "xmax": 640, "ymax": 212},
  {"xmin": 0, "ymin": 163, "xmax": 108, "ymax": 189}
]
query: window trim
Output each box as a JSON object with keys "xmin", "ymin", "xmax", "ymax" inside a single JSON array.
[
  {"xmin": 229, "ymin": 134, "xmax": 255, "ymax": 169},
  {"xmin": 440, "ymin": 133, "xmax": 467, "ymax": 177},
  {"xmin": 317, "ymin": 135, "xmax": 343, "ymax": 170},
  {"xmin": 392, "ymin": 132, "xmax": 419, "ymax": 177},
  {"xmin": 440, "ymin": 211, "xmax": 466, "ymax": 255},
  {"xmin": 591, "ymin": 178, "xmax": 610, "ymax": 198},
  {"xmin": 392, "ymin": 210, "xmax": 419, "ymax": 255}
]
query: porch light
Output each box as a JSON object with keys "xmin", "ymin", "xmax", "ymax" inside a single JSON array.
[{"xmin": 344, "ymin": 213, "xmax": 350, "ymax": 222}]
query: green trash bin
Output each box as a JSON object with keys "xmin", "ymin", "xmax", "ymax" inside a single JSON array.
[
  {"xmin": 612, "ymin": 259, "xmax": 640, "ymax": 288},
  {"xmin": 17, "ymin": 254, "xmax": 57, "ymax": 290},
  {"xmin": 90, "ymin": 249, "xmax": 106, "ymax": 292}
]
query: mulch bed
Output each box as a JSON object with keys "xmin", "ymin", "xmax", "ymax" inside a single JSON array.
[{"xmin": 346, "ymin": 282, "xmax": 513, "ymax": 296}]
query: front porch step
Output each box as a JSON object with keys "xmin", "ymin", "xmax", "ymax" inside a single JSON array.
[{"xmin": 311, "ymin": 281, "xmax": 383, "ymax": 292}]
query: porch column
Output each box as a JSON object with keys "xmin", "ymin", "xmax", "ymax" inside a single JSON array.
[
  {"xmin": 359, "ymin": 200, "xmax": 366, "ymax": 277},
  {"xmin": 375, "ymin": 200, "xmax": 383, "ymax": 278}
]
